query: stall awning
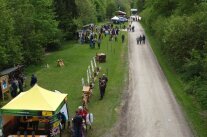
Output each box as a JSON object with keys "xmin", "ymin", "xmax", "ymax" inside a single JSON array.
[
  {"xmin": 116, "ymin": 10, "xmax": 126, "ymax": 15},
  {"xmin": 1, "ymin": 84, "xmax": 67, "ymax": 116},
  {"xmin": 0, "ymin": 65, "xmax": 23, "ymax": 76}
]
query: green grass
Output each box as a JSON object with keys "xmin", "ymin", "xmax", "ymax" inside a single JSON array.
[
  {"xmin": 24, "ymin": 32, "xmax": 128, "ymax": 137},
  {"xmin": 140, "ymin": 22, "xmax": 207, "ymax": 137}
]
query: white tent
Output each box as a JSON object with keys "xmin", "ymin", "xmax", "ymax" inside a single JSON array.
[{"xmin": 111, "ymin": 16, "xmax": 119, "ymax": 21}]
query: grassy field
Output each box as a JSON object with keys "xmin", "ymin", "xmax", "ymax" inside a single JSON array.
[
  {"xmin": 140, "ymin": 22, "xmax": 207, "ymax": 137},
  {"xmin": 23, "ymin": 31, "xmax": 128, "ymax": 137}
]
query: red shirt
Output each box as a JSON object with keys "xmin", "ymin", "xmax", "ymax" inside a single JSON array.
[{"xmin": 78, "ymin": 109, "xmax": 88, "ymax": 119}]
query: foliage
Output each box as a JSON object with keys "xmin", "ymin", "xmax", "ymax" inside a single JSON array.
[
  {"xmin": 53, "ymin": 0, "xmax": 78, "ymax": 40},
  {"xmin": 0, "ymin": 0, "xmax": 22, "ymax": 68},
  {"xmin": 140, "ymin": 0, "xmax": 207, "ymax": 110},
  {"xmin": 0, "ymin": 0, "xmax": 131, "ymax": 68},
  {"xmin": 106, "ymin": 2, "xmax": 118, "ymax": 19},
  {"xmin": 94, "ymin": 0, "xmax": 106, "ymax": 22},
  {"xmin": 75, "ymin": 0, "xmax": 97, "ymax": 26},
  {"xmin": 25, "ymin": 31, "xmax": 128, "ymax": 137},
  {"xmin": 136, "ymin": 0, "xmax": 145, "ymax": 12},
  {"xmin": 0, "ymin": 0, "xmax": 61, "ymax": 66}
]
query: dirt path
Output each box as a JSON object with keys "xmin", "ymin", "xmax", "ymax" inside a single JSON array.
[
  {"xmin": 104, "ymin": 21, "xmax": 194, "ymax": 137},
  {"xmin": 126, "ymin": 21, "xmax": 194, "ymax": 137}
]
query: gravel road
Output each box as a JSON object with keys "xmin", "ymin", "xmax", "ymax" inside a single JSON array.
[
  {"xmin": 124, "ymin": 21, "xmax": 194, "ymax": 137},
  {"xmin": 104, "ymin": 21, "xmax": 194, "ymax": 137}
]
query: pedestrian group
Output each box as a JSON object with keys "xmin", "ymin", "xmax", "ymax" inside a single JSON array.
[{"xmin": 136, "ymin": 34, "xmax": 146, "ymax": 45}]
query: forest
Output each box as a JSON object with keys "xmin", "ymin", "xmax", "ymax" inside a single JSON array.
[
  {"xmin": 137, "ymin": 0, "xmax": 207, "ymax": 111},
  {"xmin": 0, "ymin": 0, "xmax": 130, "ymax": 69}
]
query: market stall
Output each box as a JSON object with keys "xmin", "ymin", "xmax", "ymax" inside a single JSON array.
[{"xmin": 0, "ymin": 84, "xmax": 68, "ymax": 137}]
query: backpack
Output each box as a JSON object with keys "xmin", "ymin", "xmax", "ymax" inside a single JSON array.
[{"xmin": 86, "ymin": 113, "xmax": 93, "ymax": 125}]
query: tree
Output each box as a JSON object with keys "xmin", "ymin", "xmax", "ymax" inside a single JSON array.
[
  {"xmin": 8, "ymin": 0, "xmax": 60, "ymax": 64},
  {"xmin": 75, "ymin": 0, "xmax": 97, "ymax": 26},
  {"xmin": 137, "ymin": 0, "xmax": 145, "ymax": 12},
  {"xmin": 94, "ymin": 0, "xmax": 106, "ymax": 21},
  {"xmin": 106, "ymin": 2, "xmax": 118, "ymax": 19},
  {"xmin": 54, "ymin": 0, "xmax": 78, "ymax": 40},
  {"xmin": 0, "ymin": 0, "xmax": 22, "ymax": 69}
]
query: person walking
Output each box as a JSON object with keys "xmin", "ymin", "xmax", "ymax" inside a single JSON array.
[
  {"xmin": 73, "ymin": 111, "xmax": 83, "ymax": 137},
  {"xmin": 30, "ymin": 74, "xmax": 37, "ymax": 87},
  {"xmin": 136, "ymin": 36, "xmax": 140, "ymax": 45},
  {"xmin": 139, "ymin": 35, "xmax": 142, "ymax": 44},
  {"xmin": 132, "ymin": 26, "xmax": 135, "ymax": 32},
  {"xmin": 142, "ymin": 34, "xmax": 146, "ymax": 44},
  {"xmin": 99, "ymin": 78, "xmax": 106, "ymax": 100},
  {"xmin": 11, "ymin": 79, "xmax": 18, "ymax": 97}
]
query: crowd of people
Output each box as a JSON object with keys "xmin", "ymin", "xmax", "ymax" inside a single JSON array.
[
  {"xmin": 71, "ymin": 106, "xmax": 93, "ymax": 137},
  {"xmin": 77, "ymin": 23, "xmax": 125, "ymax": 49},
  {"xmin": 69, "ymin": 73, "xmax": 108, "ymax": 137},
  {"xmin": 10, "ymin": 76, "xmax": 24, "ymax": 98}
]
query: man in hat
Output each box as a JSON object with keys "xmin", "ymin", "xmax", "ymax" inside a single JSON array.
[
  {"xmin": 101, "ymin": 74, "xmax": 108, "ymax": 85},
  {"xmin": 99, "ymin": 78, "xmax": 106, "ymax": 100}
]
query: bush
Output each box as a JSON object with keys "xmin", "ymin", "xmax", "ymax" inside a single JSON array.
[{"xmin": 46, "ymin": 39, "xmax": 62, "ymax": 51}]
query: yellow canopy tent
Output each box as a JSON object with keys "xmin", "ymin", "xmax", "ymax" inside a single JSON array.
[
  {"xmin": 0, "ymin": 84, "xmax": 68, "ymax": 137},
  {"xmin": 1, "ymin": 84, "xmax": 68, "ymax": 116}
]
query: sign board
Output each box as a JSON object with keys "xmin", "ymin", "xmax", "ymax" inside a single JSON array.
[
  {"xmin": 0, "ymin": 75, "xmax": 9, "ymax": 94},
  {"xmin": 42, "ymin": 111, "xmax": 53, "ymax": 116},
  {"xmin": 50, "ymin": 120, "xmax": 60, "ymax": 136}
]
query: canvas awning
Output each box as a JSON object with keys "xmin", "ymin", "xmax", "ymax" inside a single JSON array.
[
  {"xmin": 0, "ymin": 65, "xmax": 23, "ymax": 76},
  {"xmin": 0, "ymin": 84, "xmax": 67, "ymax": 116},
  {"xmin": 116, "ymin": 10, "xmax": 126, "ymax": 15}
]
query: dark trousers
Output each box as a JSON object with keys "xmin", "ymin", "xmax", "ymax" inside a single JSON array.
[
  {"xmin": 74, "ymin": 127, "xmax": 82, "ymax": 137},
  {"xmin": 32, "ymin": 121, "xmax": 39, "ymax": 131},
  {"xmin": 100, "ymin": 88, "xmax": 105, "ymax": 99},
  {"xmin": 61, "ymin": 121, "xmax": 66, "ymax": 130}
]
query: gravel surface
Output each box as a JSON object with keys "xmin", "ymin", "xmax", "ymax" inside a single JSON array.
[{"xmin": 103, "ymin": 21, "xmax": 194, "ymax": 137}]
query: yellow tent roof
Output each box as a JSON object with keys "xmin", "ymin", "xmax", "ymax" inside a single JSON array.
[{"xmin": 1, "ymin": 84, "xmax": 67, "ymax": 111}]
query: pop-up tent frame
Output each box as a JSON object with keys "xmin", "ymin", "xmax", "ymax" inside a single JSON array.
[{"xmin": 0, "ymin": 84, "xmax": 68, "ymax": 137}]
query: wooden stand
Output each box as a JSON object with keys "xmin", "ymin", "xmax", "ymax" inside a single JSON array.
[{"xmin": 82, "ymin": 86, "xmax": 92, "ymax": 107}]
